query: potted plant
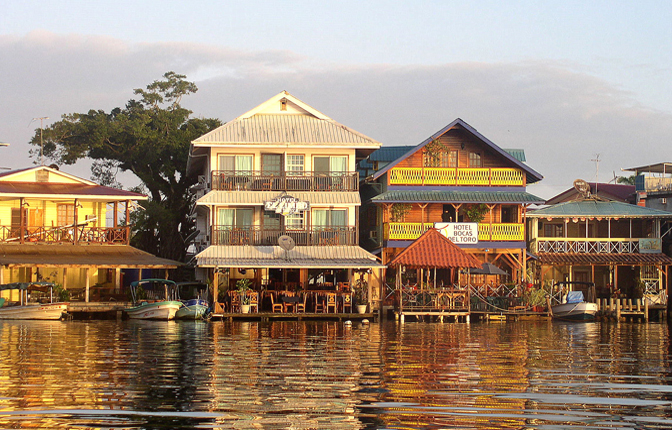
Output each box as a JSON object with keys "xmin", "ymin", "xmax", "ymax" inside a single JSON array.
[
  {"xmin": 236, "ymin": 278, "xmax": 252, "ymax": 313},
  {"xmin": 353, "ymin": 282, "xmax": 368, "ymax": 314}
]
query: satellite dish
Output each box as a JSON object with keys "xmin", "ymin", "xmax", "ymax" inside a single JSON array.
[
  {"xmin": 573, "ymin": 179, "xmax": 591, "ymax": 198},
  {"xmin": 278, "ymin": 235, "xmax": 296, "ymax": 251}
]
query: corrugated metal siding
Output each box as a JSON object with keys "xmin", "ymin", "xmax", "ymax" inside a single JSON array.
[
  {"xmin": 196, "ymin": 191, "xmax": 361, "ymax": 206},
  {"xmin": 371, "ymin": 190, "xmax": 545, "ymax": 204},
  {"xmin": 194, "ymin": 115, "xmax": 380, "ymax": 146}
]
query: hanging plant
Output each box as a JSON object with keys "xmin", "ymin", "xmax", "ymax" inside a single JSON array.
[
  {"xmin": 465, "ymin": 203, "xmax": 488, "ymax": 223},
  {"xmin": 423, "ymin": 138, "xmax": 450, "ymax": 167},
  {"xmin": 390, "ymin": 203, "xmax": 412, "ymax": 222}
]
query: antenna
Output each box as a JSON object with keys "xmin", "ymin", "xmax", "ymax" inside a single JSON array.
[
  {"xmin": 590, "ymin": 154, "xmax": 600, "ymax": 195},
  {"xmin": 29, "ymin": 117, "xmax": 49, "ymax": 165}
]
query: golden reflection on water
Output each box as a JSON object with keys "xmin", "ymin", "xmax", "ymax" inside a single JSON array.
[{"xmin": 0, "ymin": 319, "xmax": 669, "ymax": 429}]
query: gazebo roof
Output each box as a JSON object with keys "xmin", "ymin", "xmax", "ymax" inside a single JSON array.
[{"xmin": 387, "ymin": 228, "xmax": 482, "ymax": 269}]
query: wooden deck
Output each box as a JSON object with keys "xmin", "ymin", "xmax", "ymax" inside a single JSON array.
[{"xmin": 212, "ymin": 312, "xmax": 377, "ymax": 322}]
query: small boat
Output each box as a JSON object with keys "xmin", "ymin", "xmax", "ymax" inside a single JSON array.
[
  {"xmin": 0, "ymin": 282, "xmax": 69, "ymax": 320},
  {"xmin": 551, "ymin": 281, "xmax": 598, "ymax": 321},
  {"xmin": 125, "ymin": 279, "xmax": 182, "ymax": 320},
  {"xmin": 175, "ymin": 281, "xmax": 210, "ymax": 320}
]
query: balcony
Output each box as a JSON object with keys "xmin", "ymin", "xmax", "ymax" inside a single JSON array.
[
  {"xmin": 389, "ymin": 167, "xmax": 525, "ymax": 186},
  {"xmin": 635, "ymin": 176, "xmax": 672, "ymax": 194},
  {"xmin": 384, "ymin": 223, "xmax": 524, "ymax": 242},
  {"xmin": 211, "ymin": 171, "xmax": 359, "ymax": 192},
  {"xmin": 0, "ymin": 225, "xmax": 130, "ymax": 245},
  {"xmin": 212, "ymin": 226, "xmax": 358, "ymax": 246},
  {"xmin": 534, "ymin": 238, "xmax": 640, "ymax": 254}
]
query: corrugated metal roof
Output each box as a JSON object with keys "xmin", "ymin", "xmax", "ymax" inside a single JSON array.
[
  {"xmin": 193, "ymin": 115, "xmax": 380, "ymax": 147},
  {"xmin": 368, "ymin": 146, "xmax": 416, "ymax": 162},
  {"xmin": 196, "ymin": 191, "xmax": 361, "ymax": 206},
  {"xmin": 371, "ymin": 190, "xmax": 545, "ymax": 204},
  {"xmin": 0, "ymin": 244, "xmax": 180, "ymax": 268},
  {"xmin": 538, "ymin": 253, "xmax": 672, "ymax": 265},
  {"xmin": 387, "ymin": 228, "xmax": 482, "ymax": 269},
  {"xmin": 529, "ymin": 200, "xmax": 672, "ymax": 218},
  {"xmin": 0, "ymin": 182, "xmax": 147, "ymax": 200},
  {"xmin": 195, "ymin": 245, "xmax": 383, "ymax": 268},
  {"xmin": 503, "ymin": 149, "xmax": 526, "ymax": 162}
]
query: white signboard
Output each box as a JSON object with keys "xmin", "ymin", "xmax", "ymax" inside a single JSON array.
[
  {"xmin": 434, "ymin": 222, "xmax": 478, "ymax": 244},
  {"xmin": 264, "ymin": 194, "xmax": 310, "ymax": 216}
]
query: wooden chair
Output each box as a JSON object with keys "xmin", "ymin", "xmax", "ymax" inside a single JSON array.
[
  {"xmin": 283, "ymin": 291, "xmax": 296, "ymax": 313},
  {"xmin": 314, "ymin": 293, "xmax": 325, "ymax": 313},
  {"xmin": 295, "ymin": 293, "xmax": 306, "ymax": 313},
  {"xmin": 341, "ymin": 293, "xmax": 352, "ymax": 313},
  {"xmin": 248, "ymin": 291, "xmax": 259, "ymax": 313},
  {"xmin": 229, "ymin": 291, "xmax": 241, "ymax": 313},
  {"xmin": 269, "ymin": 292, "xmax": 283, "ymax": 313},
  {"xmin": 325, "ymin": 293, "xmax": 337, "ymax": 313}
]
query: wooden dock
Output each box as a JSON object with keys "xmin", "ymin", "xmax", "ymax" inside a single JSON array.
[{"xmin": 211, "ymin": 312, "xmax": 377, "ymax": 322}]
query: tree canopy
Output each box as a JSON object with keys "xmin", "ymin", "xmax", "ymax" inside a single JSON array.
[{"xmin": 30, "ymin": 72, "xmax": 221, "ymax": 262}]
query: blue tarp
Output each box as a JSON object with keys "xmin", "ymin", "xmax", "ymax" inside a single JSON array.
[{"xmin": 566, "ymin": 291, "xmax": 584, "ymax": 304}]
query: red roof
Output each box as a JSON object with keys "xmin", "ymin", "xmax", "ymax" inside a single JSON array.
[
  {"xmin": 538, "ymin": 253, "xmax": 672, "ymax": 265},
  {"xmin": 387, "ymin": 228, "xmax": 482, "ymax": 269}
]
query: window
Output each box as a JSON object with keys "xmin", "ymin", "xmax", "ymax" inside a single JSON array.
[
  {"xmin": 286, "ymin": 155, "xmax": 304, "ymax": 176},
  {"xmin": 57, "ymin": 204, "xmax": 75, "ymax": 226},
  {"xmin": 501, "ymin": 206, "xmax": 518, "ymax": 223},
  {"xmin": 218, "ymin": 155, "xmax": 253, "ymax": 175},
  {"xmin": 543, "ymin": 224, "xmax": 563, "ymax": 238},
  {"xmin": 468, "ymin": 152, "xmax": 482, "ymax": 167},
  {"xmin": 263, "ymin": 210, "xmax": 281, "ymax": 229},
  {"xmin": 313, "ymin": 209, "xmax": 347, "ymax": 228},
  {"xmin": 313, "ymin": 156, "xmax": 347, "ymax": 174},
  {"xmin": 423, "ymin": 151, "xmax": 457, "ymax": 168},
  {"xmin": 217, "ymin": 208, "xmax": 253, "ymax": 227},
  {"xmin": 285, "ymin": 212, "xmax": 304, "ymax": 230}
]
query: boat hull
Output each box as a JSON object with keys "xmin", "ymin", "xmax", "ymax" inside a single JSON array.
[
  {"xmin": 175, "ymin": 299, "xmax": 209, "ymax": 320},
  {"xmin": 0, "ymin": 303, "xmax": 68, "ymax": 320},
  {"xmin": 125, "ymin": 301, "xmax": 182, "ymax": 320},
  {"xmin": 552, "ymin": 302, "xmax": 598, "ymax": 321}
]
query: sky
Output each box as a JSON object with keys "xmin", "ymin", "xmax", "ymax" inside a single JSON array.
[{"xmin": 1, "ymin": 0, "xmax": 671, "ymax": 199}]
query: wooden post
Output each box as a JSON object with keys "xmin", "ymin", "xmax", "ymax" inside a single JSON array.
[
  {"xmin": 73, "ymin": 198, "xmax": 79, "ymax": 244},
  {"xmin": 114, "ymin": 268, "xmax": 121, "ymax": 293},
  {"xmin": 213, "ymin": 269, "xmax": 219, "ymax": 311},
  {"xmin": 546, "ymin": 296, "xmax": 553, "ymax": 317},
  {"xmin": 644, "ymin": 298, "xmax": 649, "ymax": 322},
  {"xmin": 19, "ymin": 198, "xmax": 25, "ymax": 244},
  {"xmin": 616, "ymin": 299, "xmax": 621, "ymax": 320},
  {"xmin": 84, "ymin": 267, "xmax": 90, "ymax": 303}
]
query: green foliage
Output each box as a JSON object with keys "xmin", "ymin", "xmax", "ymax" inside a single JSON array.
[
  {"xmin": 53, "ymin": 283, "xmax": 70, "ymax": 302},
  {"xmin": 390, "ymin": 203, "xmax": 412, "ymax": 222},
  {"xmin": 423, "ymin": 138, "xmax": 450, "ymax": 167},
  {"xmin": 616, "ymin": 175, "xmax": 637, "ymax": 185},
  {"xmin": 466, "ymin": 203, "xmax": 488, "ymax": 223},
  {"xmin": 353, "ymin": 281, "xmax": 368, "ymax": 305},
  {"xmin": 29, "ymin": 72, "xmax": 222, "ymax": 262},
  {"xmin": 236, "ymin": 278, "xmax": 252, "ymax": 305}
]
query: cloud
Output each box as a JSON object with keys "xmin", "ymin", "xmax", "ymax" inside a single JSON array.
[{"xmin": 1, "ymin": 32, "xmax": 670, "ymax": 198}]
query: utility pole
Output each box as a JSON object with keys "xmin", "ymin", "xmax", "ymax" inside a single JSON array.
[{"xmin": 31, "ymin": 117, "xmax": 49, "ymax": 165}]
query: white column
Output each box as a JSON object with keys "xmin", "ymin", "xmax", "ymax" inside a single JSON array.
[{"xmin": 85, "ymin": 268, "xmax": 90, "ymax": 303}]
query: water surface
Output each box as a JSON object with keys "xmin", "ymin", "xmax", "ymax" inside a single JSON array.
[{"xmin": 0, "ymin": 319, "xmax": 670, "ymax": 429}]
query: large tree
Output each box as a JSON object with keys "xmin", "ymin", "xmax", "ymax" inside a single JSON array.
[{"xmin": 30, "ymin": 72, "xmax": 221, "ymax": 262}]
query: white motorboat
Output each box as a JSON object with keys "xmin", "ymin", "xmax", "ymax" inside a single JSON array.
[
  {"xmin": 0, "ymin": 282, "xmax": 69, "ymax": 320},
  {"xmin": 551, "ymin": 282, "xmax": 598, "ymax": 321},
  {"xmin": 175, "ymin": 282, "xmax": 210, "ymax": 320},
  {"xmin": 125, "ymin": 278, "xmax": 182, "ymax": 320}
]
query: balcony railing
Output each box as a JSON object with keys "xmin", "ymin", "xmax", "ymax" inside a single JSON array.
[
  {"xmin": 385, "ymin": 222, "xmax": 524, "ymax": 241},
  {"xmin": 212, "ymin": 226, "xmax": 357, "ymax": 246},
  {"xmin": 211, "ymin": 171, "xmax": 359, "ymax": 192},
  {"xmin": 635, "ymin": 176, "xmax": 672, "ymax": 193},
  {"xmin": 389, "ymin": 167, "xmax": 525, "ymax": 186},
  {"xmin": 0, "ymin": 225, "xmax": 130, "ymax": 245},
  {"xmin": 534, "ymin": 238, "xmax": 640, "ymax": 254}
]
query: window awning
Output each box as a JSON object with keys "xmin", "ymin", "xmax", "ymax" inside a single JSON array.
[
  {"xmin": 537, "ymin": 253, "xmax": 672, "ymax": 265},
  {"xmin": 196, "ymin": 190, "xmax": 361, "ymax": 206},
  {"xmin": 195, "ymin": 245, "xmax": 384, "ymax": 269}
]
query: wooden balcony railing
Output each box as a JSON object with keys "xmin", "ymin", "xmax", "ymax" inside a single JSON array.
[
  {"xmin": 385, "ymin": 223, "xmax": 524, "ymax": 241},
  {"xmin": 389, "ymin": 167, "xmax": 525, "ymax": 186},
  {"xmin": 635, "ymin": 176, "xmax": 672, "ymax": 193},
  {"xmin": 211, "ymin": 171, "xmax": 359, "ymax": 192},
  {"xmin": 0, "ymin": 225, "xmax": 130, "ymax": 245},
  {"xmin": 212, "ymin": 226, "xmax": 358, "ymax": 246},
  {"xmin": 533, "ymin": 238, "xmax": 640, "ymax": 254}
]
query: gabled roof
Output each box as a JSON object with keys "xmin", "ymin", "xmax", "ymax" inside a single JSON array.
[
  {"xmin": 529, "ymin": 200, "xmax": 672, "ymax": 218},
  {"xmin": 545, "ymin": 183, "xmax": 635, "ymax": 205},
  {"xmin": 192, "ymin": 91, "xmax": 381, "ymax": 147},
  {"xmin": 0, "ymin": 165, "xmax": 96, "ymax": 185},
  {"xmin": 370, "ymin": 190, "xmax": 544, "ymax": 204},
  {"xmin": 387, "ymin": 228, "xmax": 482, "ymax": 269},
  {"xmin": 370, "ymin": 118, "xmax": 543, "ymax": 184}
]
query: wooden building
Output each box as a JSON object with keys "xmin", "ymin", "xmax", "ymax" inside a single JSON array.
[
  {"xmin": 0, "ymin": 166, "xmax": 178, "ymax": 301},
  {"xmin": 360, "ymin": 118, "xmax": 544, "ymax": 284},
  {"xmin": 186, "ymin": 91, "xmax": 384, "ymax": 311}
]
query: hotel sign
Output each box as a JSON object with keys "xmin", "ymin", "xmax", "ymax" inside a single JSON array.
[
  {"xmin": 434, "ymin": 222, "xmax": 479, "ymax": 244},
  {"xmin": 264, "ymin": 194, "xmax": 310, "ymax": 216},
  {"xmin": 639, "ymin": 238, "xmax": 662, "ymax": 254}
]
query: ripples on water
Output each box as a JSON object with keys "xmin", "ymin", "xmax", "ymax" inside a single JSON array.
[{"xmin": 0, "ymin": 319, "xmax": 670, "ymax": 429}]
